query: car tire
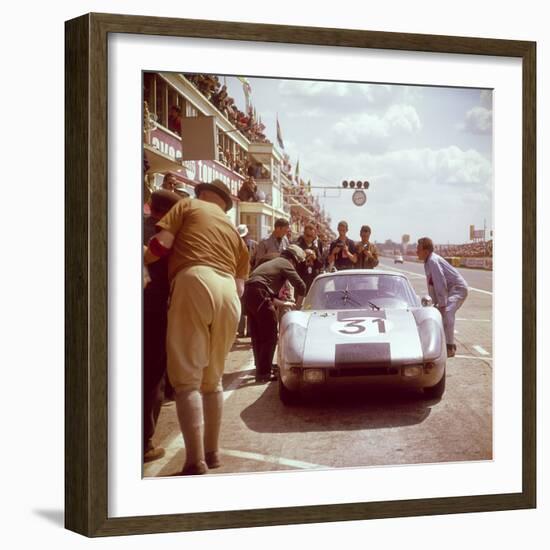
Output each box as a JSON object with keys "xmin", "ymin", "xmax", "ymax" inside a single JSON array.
[
  {"xmin": 278, "ymin": 376, "xmax": 301, "ymax": 405},
  {"xmin": 423, "ymin": 369, "xmax": 446, "ymax": 399}
]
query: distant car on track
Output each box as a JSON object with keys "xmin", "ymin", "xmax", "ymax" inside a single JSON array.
[
  {"xmin": 277, "ymin": 270, "xmax": 446, "ymax": 404},
  {"xmin": 394, "ymin": 253, "xmax": 404, "ymax": 264}
]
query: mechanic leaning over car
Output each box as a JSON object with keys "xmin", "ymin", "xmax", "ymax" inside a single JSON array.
[
  {"xmin": 417, "ymin": 237, "xmax": 469, "ymax": 357},
  {"xmin": 144, "ymin": 179, "xmax": 250, "ymax": 475},
  {"xmin": 243, "ymin": 245, "xmax": 307, "ymax": 383}
]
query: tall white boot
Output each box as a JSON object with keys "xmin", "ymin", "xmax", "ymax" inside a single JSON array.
[
  {"xmin": 175, "ymin": 389, "xmax": 207, "ymax": 475},
  {"xmin": 203, "ymin": 391, "xmax": 223, "ymax": 469}
]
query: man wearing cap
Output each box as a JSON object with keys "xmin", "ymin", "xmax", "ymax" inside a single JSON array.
[
  {"xmin": 243, "ymin": 245, "xmax": 307, "ymax": 383},
  {"xmin": 143, "ymin": 190, "xmax": 181, "ymax": 463},
  {"xmin": 236, "ymin": 224, "xmax": 257, "ymax": 337},
  {"xmin": 237, "ymin": 224, "xmax": 258, "ymax": 267},
  {"xmin": 254, "ymin": 218, "xmax": 290, "ymax": 267},
  {"xmin": 173, "ymin": 183, "xmax": 190, "ymax": 198},
  {"xmin": 417, "ymin": 237, "xmax": 468, "ymax": 357},
  {"xmin": 144, "ymin": 179, "xmax": 250, "ymax": 475}
]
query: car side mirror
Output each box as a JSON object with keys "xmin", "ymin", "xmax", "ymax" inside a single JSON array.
[{"xmin": 421, "ymin": 295, "xmax": 433, "ymax": 307}]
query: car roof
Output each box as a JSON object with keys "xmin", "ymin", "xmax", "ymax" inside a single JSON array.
[{"xmin": 315, "ymin": 269, "xmax": 408, "ymax": 280}]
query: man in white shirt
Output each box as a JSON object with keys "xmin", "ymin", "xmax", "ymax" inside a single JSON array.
[
  {"xmin": 254, "ymin": 218, "xmax": 290, "ymax": 266},
  {"xmin": 417, "ymin": 237, "xmax": 469, "ymax": 357}
]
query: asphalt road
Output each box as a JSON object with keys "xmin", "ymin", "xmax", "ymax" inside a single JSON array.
[{"xmin": 145, "ymin": 261, "xmax": 493, "ymax": 477}]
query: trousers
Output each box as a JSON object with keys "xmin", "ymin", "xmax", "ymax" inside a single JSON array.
[
  {"xmin": 143, "ymin": 308, "xmax": 167, "ymax": 451},
  {"xmin": 244, "ymin": 283, "xmax": 278, "ymax": 378},
  {"xmin": 440, "ymin": 286, "xmax": 468, "ymax": 345},
  {"xmin": 166, "ymin": 265, "xmax": 241, "ymax": 393}
]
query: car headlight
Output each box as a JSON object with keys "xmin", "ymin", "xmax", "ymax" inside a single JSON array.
[
  {"xmin": 402, "ymin": 365, "xmax": 423, "ymax": 377},
  {"xmin": 283, "ymin": 323, "xmax": 307, "ymax": 365},
  {"xmin": 303, "ymin": 368, "xmax": 325, "ymax": 383}
]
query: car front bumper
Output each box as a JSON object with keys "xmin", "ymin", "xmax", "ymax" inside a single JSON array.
[{"xmin": 279, "ymin": 361, "xmax": 445, "ymax": 393}]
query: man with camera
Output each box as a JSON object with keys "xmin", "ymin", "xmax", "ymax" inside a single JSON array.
[
  {"xmin": 294, "ymin": 222, "xmax": 324, "ymax": 294},
  {"xmin": 328, "ymin": 220, "xmax": 358, "ymax": 270},
  {"xmin": 356, "ymin": 224, "xmax": 379, "ymax": 269}
]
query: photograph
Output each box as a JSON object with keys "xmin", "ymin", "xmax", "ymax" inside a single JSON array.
[
  {"xmin": 142, "ymin": 72, "xmax": 494, "ymax": 478},
  {"xmin": 1, "ymin": 0, "xmax": 544, "ymax": 546}
]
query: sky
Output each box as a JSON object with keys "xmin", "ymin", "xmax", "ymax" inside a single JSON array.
[{"xmin": 222, "ymin": 75, "xmax": 493, "ymax": 245}]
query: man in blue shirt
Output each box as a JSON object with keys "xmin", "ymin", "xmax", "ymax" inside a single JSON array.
[{"xmin": 417, "ymin": 237, "xmax": 469, "ymax": 357}]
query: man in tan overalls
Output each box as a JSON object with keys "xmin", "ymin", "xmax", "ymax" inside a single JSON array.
[{"xmin": 145, "ymin": 179, "xmax": 249, "ymax": 475}]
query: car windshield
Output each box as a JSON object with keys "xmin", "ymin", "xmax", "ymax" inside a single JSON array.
[{"xmin": 303, "ymin": 273, "xmax": 419, "ymax": 310}]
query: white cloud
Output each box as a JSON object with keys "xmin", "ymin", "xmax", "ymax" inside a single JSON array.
[
  {"xmin": 462, "ymin": 106, "xmax": 492, "ymax": 134},
  {"xmin": 301, "ymin": 145, "xmax": 491, "ymax": 198},
  {"xmin": 385, "ymin": 104, "xmax": 422, "ymax": 134},
  {"xmin": 278, "ymin": 80, "xmax": 352, "ymax": 98},
  {"xmin": 359, "ymin": 84, "xmax": 393, "ymax": 105},
  {"xmin": 292, "ymin": 143, "xmax": 492, "ymax": 243},
  {"xmin": 330, "ymin": 104, "xmax": 421, "ymax": 151},
  {"xmin": 278, "ymin": 81, "xmax": 422, "ymax": 112},
  {"xmin": 480, "ymin": 90, "xmax": 493, "ymax": 108}
]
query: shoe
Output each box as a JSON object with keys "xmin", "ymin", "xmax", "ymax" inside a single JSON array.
[
  {"xmin": 446, "ymin": 344, "xmax": 456, "ymax": 358},
  {"xmin": 255, "ymin": 374, "xmax": 271, "ymax": 383},
  {"xmin": 144, "ymin": 446, "xmax": 165, "ymax": 463},
  {"xmin": 179, "ymin": 460, "xmax": 208, "ymax": 475},
  {"xmin": 205, "ymin": 451, "xmax": 221, "ymax": 469}
]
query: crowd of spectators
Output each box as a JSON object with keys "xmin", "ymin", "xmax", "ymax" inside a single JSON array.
[
  {"xmin": 286, "ymin": 180, "xmax": 317, "ymax": 213},
  {"xmin": 216, "ymin": 145, "xmax": 249, "ymax": 176},
  {"xmin": 401, "ymin": 240, "xmax": 493, "ymax": 258},
  {"xmin": 184, "ymin": 74, "xmax": 270, "ymax": 144},
  {"xmin": 435, "ymin": 240, "xmax": 493, "ymax": 258},
  {"xmin": 164, "ymin": 73, "xmax": 335, "ymax": 237}
]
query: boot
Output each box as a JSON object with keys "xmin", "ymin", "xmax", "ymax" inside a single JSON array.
[
  {"xmin": 175, "ymin": 390, "xmax": 207, "ymax": 475},
  {"xmin": 203, "ymin": 391, "xmax": 223, "ymax": 469}
]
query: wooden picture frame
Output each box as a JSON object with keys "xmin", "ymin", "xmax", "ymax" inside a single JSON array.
[{"xmin": 65, "ymin": 12, "xmax": 536, "ymax": 537}]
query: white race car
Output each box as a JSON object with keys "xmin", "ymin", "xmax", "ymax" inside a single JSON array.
[{"xmin": 277, "ymin": 270, "xmax": 446, "ymax": 404}]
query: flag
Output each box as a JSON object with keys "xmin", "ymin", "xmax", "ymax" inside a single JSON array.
[
  {"xmin": 237, "ymin": 76, "xmax": 252, "ymax": 112},
  {"xmin": 276, "ymin": 115, "xmax": 285, "ymax": 149}
]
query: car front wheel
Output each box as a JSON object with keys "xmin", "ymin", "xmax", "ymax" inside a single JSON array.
[
  {"xmin": 278, "ymin": 376, "xmax": 301, "ymax": 405},
  {"xmin": 423, "ymin": 370, "xmax": 446, "ymax": 399}
]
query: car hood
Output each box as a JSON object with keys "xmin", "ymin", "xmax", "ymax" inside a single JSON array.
[{"xmin": 301, "ymin": 309, "xmax": 423, "ymax": 367}]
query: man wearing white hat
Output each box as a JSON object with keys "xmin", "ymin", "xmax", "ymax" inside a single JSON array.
[{"xmin": 236, "ymin": 224, "xmax": 257, "ymax": 337}]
